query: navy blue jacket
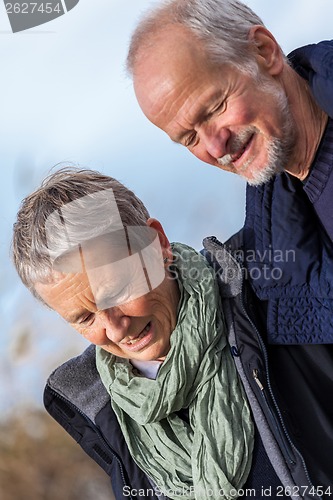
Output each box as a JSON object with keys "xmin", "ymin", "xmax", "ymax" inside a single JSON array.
[{"xmin": 243, "ymin": 40, "xmax": 333, "ymax": 345}]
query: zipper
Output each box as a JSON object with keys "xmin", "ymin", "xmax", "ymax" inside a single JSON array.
[
  {"xmin": 253, "ymin": 368, "xmax": 264, "ymax": 391},
  {"xmin": 48, "ymin": 387, "xmax": 134, "ymax": 500},
  {"xmin": 238, "ymin": 283, "xmax": 300, "ymax": 462},
  {"xmin": 207, "ymin": 237, "xmax": 297, "ymax": 463},
  {"xmin": 251, "ymin": 367, "xmax": 295, "ymax": 464}
]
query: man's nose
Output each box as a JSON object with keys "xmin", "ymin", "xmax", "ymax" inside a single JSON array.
[
  {"xmin": 199, "ymin": 124, "xmax": 231, "ymax": 160},
  {"xmin": 99, "ymin": 308, "xmax": 131, "ymax": 344}
]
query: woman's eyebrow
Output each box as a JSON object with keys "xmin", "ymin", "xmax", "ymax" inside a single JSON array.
[{"xmin": 66, "ymin": 309, "xmax": 89, "ymax": 324}]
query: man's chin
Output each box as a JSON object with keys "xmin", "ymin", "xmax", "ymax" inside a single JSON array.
[{"xmin": 243, "ymin": 163, "xmax": 283, "ymax": 186}]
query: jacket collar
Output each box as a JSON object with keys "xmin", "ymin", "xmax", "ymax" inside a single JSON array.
[{"xmin": 288, "ymin": 40, "xmax": 333, "ymax": 118}]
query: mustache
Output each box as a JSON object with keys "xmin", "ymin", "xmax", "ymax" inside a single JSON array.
[{"xmin": 217, "ymin": 127, "xmax": 257, "ymax": 166}]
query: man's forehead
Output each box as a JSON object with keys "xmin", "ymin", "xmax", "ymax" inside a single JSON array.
[
  {"xmin": 133, "ymin": 25, "xmax": 210, "ymax": 96},
  {"xmin": 135, "ymin": 52, "xmax": 235, "ymax": 143},
  {"xmin": 134, "ymin": 32, "xmax": 225, "ymax": 132}
]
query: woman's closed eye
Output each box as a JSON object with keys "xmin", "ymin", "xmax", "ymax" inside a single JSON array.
[
  {"xmin": 78, "ymin": 313, "xmax": 95, "ymax": 327},
  {"xmin": 185, "ymin": 132, "xmax": 198, "ymax": 148}
]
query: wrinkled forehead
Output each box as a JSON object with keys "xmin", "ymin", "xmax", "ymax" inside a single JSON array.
[
  {"xmin": 133, "ymin": 27, "xmax": 213, "ymax": 101},
  {"xmin": 133, "ymin": 27, "xmax": 239, "ymax": 134}
]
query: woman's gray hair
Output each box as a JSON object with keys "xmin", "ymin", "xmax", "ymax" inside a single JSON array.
[
  {"xmin": 12, "ymin": 167, "xmax": 150, "ymax": 299},
  {"xmin": 127, "ymin": 0, "xmax": 278, "ymax": 77}
]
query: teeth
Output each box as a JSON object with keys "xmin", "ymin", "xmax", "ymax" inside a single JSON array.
[
  {"xmin": 127, "ymin": 334, "xmax": 143, "ymax": 345},
  {"xmin": 127, "ymin": 323, "xmax": 150, "ymax": 345}
]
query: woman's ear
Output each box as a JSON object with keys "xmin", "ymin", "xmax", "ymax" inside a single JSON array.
[
  {"xmin": 248, "ymin": 26, "xmax": 285, "ymax": 76},
  {"xmin": 147, "ymin": 218, "xmax": 173, "ymax": 260}
]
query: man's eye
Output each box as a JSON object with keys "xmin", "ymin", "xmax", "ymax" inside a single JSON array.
[{"xmin": 210, "ymin": 101, "xmax": 226, "ymax": 116}]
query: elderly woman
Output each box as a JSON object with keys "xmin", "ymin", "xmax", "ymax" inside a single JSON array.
[{"xmin": 12, "ymin": 168, "xmax": 295, "ymax": 500}]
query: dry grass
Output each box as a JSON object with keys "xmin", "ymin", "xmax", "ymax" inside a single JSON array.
[{"xmin": 0, "ymin": 410, "xmax": 115, "ymax": 500}]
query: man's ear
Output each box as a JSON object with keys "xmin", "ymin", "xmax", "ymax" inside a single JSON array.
[
  {"xmin": 147, "ymin": 218, "xmax": 173, "ymax": 259},
  {"xmin": 248, "ymin": 26, "xmax": 285, "ymax": 76}
]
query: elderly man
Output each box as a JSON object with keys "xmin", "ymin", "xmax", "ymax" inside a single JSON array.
[{"xmin": 127, "ymin": 0, "xmax": 333, "ymax": 494}]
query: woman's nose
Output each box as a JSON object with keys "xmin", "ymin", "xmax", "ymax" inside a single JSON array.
[{"xmin": 99, "ymin": 308, "xmax": 131, "ymax": 344}]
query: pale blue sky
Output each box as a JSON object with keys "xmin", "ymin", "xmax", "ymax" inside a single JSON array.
[{"xmin": 0, "ymin": 0, "xmax": 332, "ymax": 415}]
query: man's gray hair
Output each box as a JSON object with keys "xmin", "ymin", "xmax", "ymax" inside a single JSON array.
[
  {"xmin": 12, "ymin": 167, "xmax": 150, "ymax": 299},
  {"xmin": 127, "ymin": 0, "xmax": 270, "ymax": 77}
]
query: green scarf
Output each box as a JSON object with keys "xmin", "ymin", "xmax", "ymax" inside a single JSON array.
[{"xmin": 96, "ymin": 243, "xmax": 254, "ymax": 499}]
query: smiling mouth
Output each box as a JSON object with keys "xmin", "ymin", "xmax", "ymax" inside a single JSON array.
[
  {"xmin": 231, "ymin": 134, "xmax": 254, "ymax": 165},
  {"xmin": 218, "ymin": 134, "xmax": 254, "ymax": 169},
  {"xmin": 126, "ymin": 322, "xmax": 151, "ymax": 345},
  {"xmin": 122, "ymin": 322, "xmax": 153, "ymax": 352}
]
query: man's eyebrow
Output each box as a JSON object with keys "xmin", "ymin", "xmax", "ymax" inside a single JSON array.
[{"xmin": 169, "ymin": 119, "xmax": 198, "ymax": 145}]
